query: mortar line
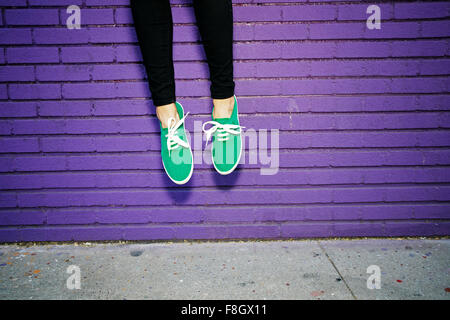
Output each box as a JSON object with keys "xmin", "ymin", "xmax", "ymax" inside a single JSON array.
[{"xmin": 317, "ymin": 240, "xmax": 357, "ymax": 300}]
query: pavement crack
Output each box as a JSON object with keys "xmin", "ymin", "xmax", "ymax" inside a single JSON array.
[{"xmin": 317, "ymin": 241, "xmax": 357, "ymax": 300}]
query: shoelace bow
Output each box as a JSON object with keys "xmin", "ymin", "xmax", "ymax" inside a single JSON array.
[
  {"xmin": 166, "ymin": 112, "xmax": 190, "ymax": 156},
  {"xmin": 202, "ymin": 120, "xmax": 244, "ymax": 145}
]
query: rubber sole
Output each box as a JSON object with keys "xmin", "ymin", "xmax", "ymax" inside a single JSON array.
[
  {"xmin": 212, "ymin": 139, "xmax": 242, "ymax": 175},
  {"xmin": 162, "ymin": 155, "xmax": 194, "ymax": 185}
]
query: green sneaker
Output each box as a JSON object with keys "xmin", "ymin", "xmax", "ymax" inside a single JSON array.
[
  {"xmin": 160, "ymin": 102, "xmax": 193, "ymax": 185},
  {"xmin": 202, "ymin": 95, "xmax": 243, "ymax": 175}
]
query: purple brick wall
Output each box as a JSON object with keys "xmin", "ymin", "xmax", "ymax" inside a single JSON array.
[{"xmin": 0, "ymin": 0, "xmax": 449, "ymax": 242}]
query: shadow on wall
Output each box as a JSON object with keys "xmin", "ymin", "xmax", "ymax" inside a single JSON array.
[
  {"xmin": 212, "ymin": 166, "xmax": 241, "ymax": 190},
  {"xmin": 162, "ymin": 168, "xmax": 242, "ymax": 204}
]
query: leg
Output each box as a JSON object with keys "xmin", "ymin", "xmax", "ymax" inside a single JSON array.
[
  {"xmin": 130, "ymin": 0, "xmax": 179, "ymax": 126},
  {"xmin": 193, "ymin": 0, "xmax": 235, "ymax": 118}
]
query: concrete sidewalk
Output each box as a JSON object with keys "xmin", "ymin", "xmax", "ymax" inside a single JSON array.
[{"xmin": 0, "ymin": 238, "xmax": 449, "ymax": 300}]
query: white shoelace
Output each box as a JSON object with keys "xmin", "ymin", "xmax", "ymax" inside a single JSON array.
[
  {"xmin": 202, "ymin": 120, "xmax": 244, "ymax": 145},
  {"xmin": 165, "ymin": 112, "xmax": 190, "ymax": 156}
]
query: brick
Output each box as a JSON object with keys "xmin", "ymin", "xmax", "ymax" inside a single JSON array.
[
  {"xmin": 61, "ymin": 46, "xmax": 115, "ymax": 63},
  {"xmin": 394, "ymin": 2, "xmax": 450, "ymax": 19},
  {"xmin": 14, "ymin": 156, "xmax": 67, "ymax": 172},
  {"xmin": 0, "ymin": 121, "xmax": 12, "ymax": 135},
  {"xmin": 62, "ymin": 81, "xmax": 150, "ymax": 99},
  {"xmin": 65, "ymin": 154, "xmax": 161, "ymax": 171},
  {"xmin": 235, "ymin": 42, "xmax": 282, "ymax": 59},
  {"xmin": 281, "ymin": 223, "xmax": 334, "ymax": 238},
  {"xmin": 36, "ymin": 65, "xmax": 90, "ymax": 81},
  {"xmin": 115, "ymin": 45, "xmax": 142, "ymax": 62},
  {"xmin": 9, "ymin": 84, "xmax": 61, "ymax": 100},
  {"xmin": 88, "ymin": 27, "xmax": 137, "ymax": 43},
  {"xmin": 6, "ymin": 47, "xmax": 59, "ymax": 63},
  {"xmin": 96, "ymin": 207, "xmax": 202, "ymax": 224},
  {"xmin": 29, "ymin": 0, "xmax": 82, "ymax": 4},
  {"xmin": 0, "ymin": 66, "xmax": 34, "ymax": 82},
  {"xmin": 91, "ymin": 64, "xmax": 145, "ymax": 80},
  {"xmin": 173, "ymin": 25, "xmax": 201, "ymax": 42},
  {"xmin": 421, "ymin": 20, "xmax": 450, "ymax": 38},
  {"xmin": 420, "ymin": 59, "xmax": 450, "ymax": 76},
  {"xmin": 47, "ymin": 210, "xmax": 96, "ymax": 225},
  {"xmin": 283, "ymin": 5, "xmax": 337, "ymax": 21},
  {"xmin": 0, "ymin": 87, "xmax": 9, "ymax": 101},
  {"xmin": 310, "ymin": 22, "xmax": 365, "ymax": 39},
  {"xmin": 0, "ymin": 211, "xmax": 46, "ymax": 226},
  {"xmin": 255, "ymin": 24, "xmax": 309, "ymax": 40},
  {"xmin": 5, "ymin": 9, "xmax": 59, "ymax": 25},
  {"xmin": 123, "ymin": 226, "xmax": 174, "ymax": 240},
  {"xmin": 0, "ymin": 29, "xmax": 32, "ymax": 44},
  {"xmin": 2, "ymin": 0, "xmax": 27, "ymax": 5},
  {"xmin": 227, "ymin": 225, "xmax": 280, "ymax": 239},
  {"xmin": 235, "ymin": 6, "xmax": 282, "ymax": 22},
  {"xmin": 0, "ymin": 138, "xmax": 39, "ymax": 153},
  {"xmin": 39, "ymin": 101, "xmax": 92, "ymax": 116},
  {"xmin": 391, "ymin": 40, "xmax": 447, "ymax": 57},
  {"xmin": 66, "ymin": 118, "xmax": 120, "ymax": 134},
  {"xmin": 86, "ymin": 0, "xmax": 128, "ymax": 4},
  {"xmin": 333, "ymin": 223, "xmax": 385, "ymax": 237},
  {"xmin": 11, "ymin": 119, "xmax": 66, "ymax": 135},
  {"xmin": 434, "ymin": 223, "xmax": 450, "ymax": 236},
  {"xmin": 360, "ymin": 205, "xmax": 414, "ymax": 220},
  {"xmin": 114, "ymin": 8, "xmax": 134, "ymax": 24},
  {"xmin": 0, "ymin": 229, "xmax": 21, "ymax": 242},
  {"xmin": 64, "ymin": 227, "xmax": 123, "ymax": 241},
  {"xmin": 92, "ymin": 99, "xmax": 152, "ymax": 116},
  {"xmin": 0, "ymin": 192, "xmax": 17, "ymax": 207},
  {"xmin": 335, "ymin": 41, "xmax": 391, "ymax": 58},
  {"xmin": 40, "ymin": 137, "xmax": 96, "ymax": 152},
  {"xmin": 33, "ymin": 28, "xmax": 89, "ymax": 44},
  {"xmin": 62, "ymin": 83, "xmax": 116, "ymax": 99},
  {"xmin": 384, "ymin": 222, "xmax": 439, "ymax": 237},
  {"xmin": 174, "ymin": 225, "xmax": 229, "ymax": 240},
  {"xmin": 0, "ymin": 102, "xmax": 38, "ymax": 117}
]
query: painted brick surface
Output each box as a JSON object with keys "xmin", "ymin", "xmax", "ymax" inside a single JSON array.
[{"xmin": 0, "ymin": 0, "xmax": 449, "ymax": 242}]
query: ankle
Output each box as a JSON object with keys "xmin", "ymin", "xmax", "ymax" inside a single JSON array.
[
  {"xmin": 213, "ymin": 96, "xmax": 234, "ymax": 119},
  {"xmin": 156, "ymin": 103, "xmax": 179, "ymax": 128}
]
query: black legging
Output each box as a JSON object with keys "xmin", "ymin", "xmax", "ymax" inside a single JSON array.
[{"xmin": 130, "ymin": 0, "xmax": 235, "ymax": 107}]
